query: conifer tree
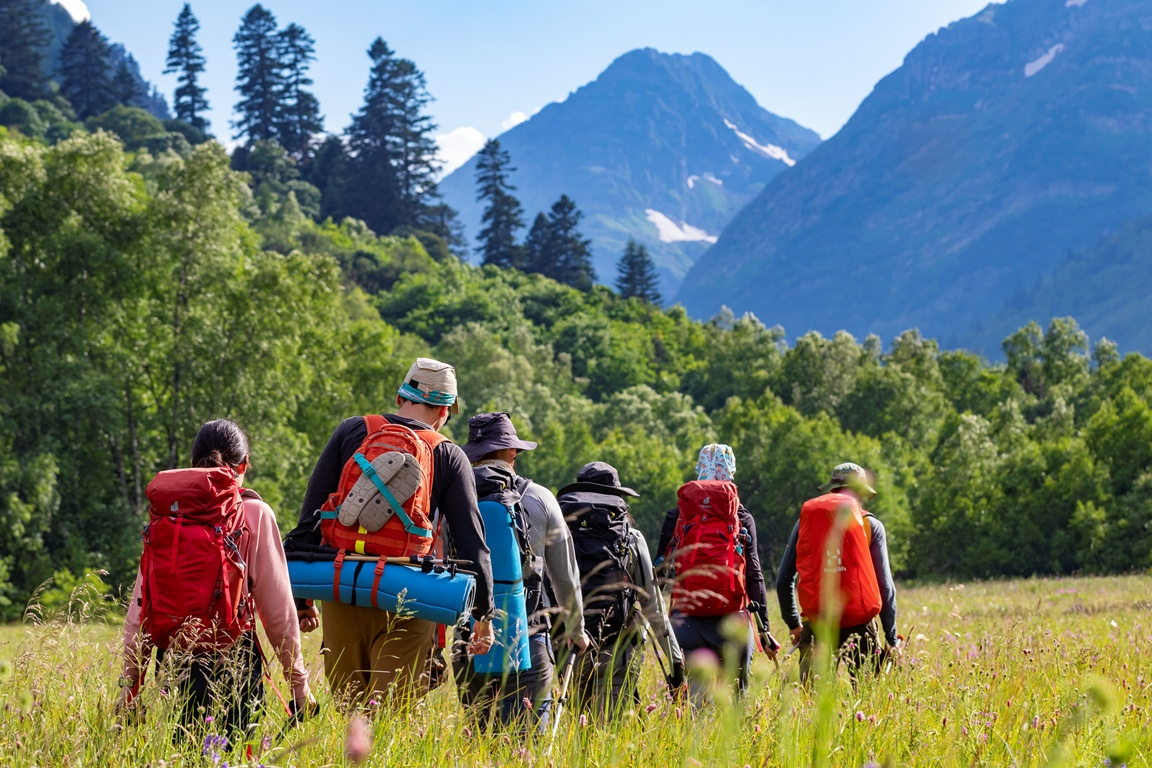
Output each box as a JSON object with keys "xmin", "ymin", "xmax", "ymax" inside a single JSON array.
[
  {"xmin": 475, "ymin": 139, "xmax": 524, "ymax": 268},
  {"xmin": 164, "ymin": 4, "xmax": 210, "ymax": 131},
  {"xmin": 112, "ymin": 59, "xmax": 143, "ymax": 108},
  {"xmin": 59, "ymin": 21, "xmax": 116, "ymax": 119},
  {"xmin": 521, "ymin": 212, "xmax": 551, "ymax": 274},
  {"xmin": 616, "ymin": 239, "xmax": 662, "ymax": 304},
  {"xmin": 0, "ymin": 0, "xmax": 50, "ymax": 101},
  {"xmin": 544, "ymin": 195, "xmax": 595, "ymax": 291},
  {"xmin": 345, "ymin": 38, "xmax": 444, "ymax": 234},
  {"xmin": 276, "ymin": 23, "xmax": 322, "ymax": 161},
  {"xmin": 232, "ymin": 4, "xmax": 282, "ymax": 143}
]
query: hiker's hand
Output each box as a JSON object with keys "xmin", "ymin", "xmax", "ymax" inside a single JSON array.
[
  {"xmin": 291, "ymin": 692, "xmax": 319, "ymax": 721},
  {"xmin": 789, "ymin": 626, "xmax": 802, "ymax": 647},
  {"xmin": 573, "ymin": 630, "xmax": 592, "ymax": 654},
  {"xmin": 761, "ymin": 632, "xmax": 780, "ymax": 660},
  {"xmin": 468, "ymin": 620, "xmax": 494, "ymax": 655},
  {"xmin": 298, "ymin": 600, "xmax": 320, "ymax": 634}
]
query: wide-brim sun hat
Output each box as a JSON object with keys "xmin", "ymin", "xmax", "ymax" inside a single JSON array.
[
  {"xmin": 557, "ymin": 461, "xmax": 639, "ymax": 498},
  {"xmin": 398, "ymin": 357, "xmax": 460, "ymax": 414},
  {"xmin": 462, "ymin": 412, "xmax": 538, "ymax": 463},
  {"xmin": 818, "ymin": 461, "xmax": 877, "ymax": 496}
]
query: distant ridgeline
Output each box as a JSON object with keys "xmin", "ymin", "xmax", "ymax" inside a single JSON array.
[
  {"xmin": 439, "ymin": 48, "xmax": 822, "ymax": 300},
  {"xmin": 4, "ymin": 125, "xmax": 1152, "ymax": 618},
  {"xmin": 679, "ymin": 0, "xmax": 1152, "ymax": 358}
]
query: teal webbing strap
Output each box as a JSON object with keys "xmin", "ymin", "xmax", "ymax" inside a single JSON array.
[
  {"xmin": 321, "ymin": 510, "xmax": 338, "ymax": 519},
  {"xmin": 352, "ymin": 452, "xmax": 432, "ymax": 539}
]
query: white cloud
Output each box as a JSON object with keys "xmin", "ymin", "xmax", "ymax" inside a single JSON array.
[
  {"xmin": 723, "ymin": 119, "xmax": 796, "ymax": 166},
  {"xmin": 645, "ymin": 209, "xmax": 718, "ymax": 244},
  {"xmin": 501, "ymin": 111, "xmax": 529, "ymax": 131},
  {"xmin": 1025, "ymin": 44, "xmax": 1065, "ymax": 77},
  {"xmin": 435, "ymin": 126, "xmax": 486, "ymax": 177},
  {"xmin": 1066, "ymin": 0, "xmax": 1088, "ymax": 6},
  {"xmin": 51, "ymin": 0, "xmax": 90, "ymax": 23}
]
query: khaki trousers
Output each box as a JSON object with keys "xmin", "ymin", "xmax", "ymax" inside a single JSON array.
[{"xmin": 322, "ymin": 600, "xmax": 437, "ymax": 705}]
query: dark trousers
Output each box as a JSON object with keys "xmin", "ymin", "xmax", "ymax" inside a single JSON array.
[
  {"xmin": 573, "ymin": 635, "xmax": 641, "ymax": 720},
  {"xmin": 672, "ymin": 612, "xmax": 754, "ymax": 697},
  {"xmin": 451, "ymin": 629, "xmax": 555, "ymax": 732},
  {"xmin": 797, "ymin": 620, "xmax": 880, "ymax": 684},
  {"xmin": 158, "ymin": 632, "xmax": 264, "ymax": 738}
]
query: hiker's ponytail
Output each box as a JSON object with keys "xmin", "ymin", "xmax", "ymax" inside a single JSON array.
[{"xmin": 192, "ymin": 419, "xmax": 249, "ymax": 469}]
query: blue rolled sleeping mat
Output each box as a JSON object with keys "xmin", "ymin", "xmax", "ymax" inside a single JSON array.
[
  {"xmin": 286, "ymin": 552, "xmax": 476, "ymax": 626},
  {"xmin": 472, "ymin": 482, "xmax": 532, "ymax": 675}
]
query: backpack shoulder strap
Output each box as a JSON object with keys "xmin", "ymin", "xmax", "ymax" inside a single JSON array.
[
  {"xmin": 363, "ymin": 414, "xmax": 387, "ymax": 434},
  {"xmin": 240, "ymin": 488, "xmax": 262, "ymax": 502},
  {"xmin": 862, "ymin": 510, "xmax": 873, "ymax": 543},
  {"xmin": 416, "ymin": 429, "xmax": 449, "ymax": 449}
]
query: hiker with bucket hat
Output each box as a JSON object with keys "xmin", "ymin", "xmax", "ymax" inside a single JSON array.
[
  {"xmin": 451, "ymin": 412, "xmax": 592, "ymax": 730},
  {"xmin": 656, "ymin": 444, "xmax": 779, "ymax": 703},
  {"xmin": 285, "ymin": 358, "xmax": 495, "ymax": 705},
  {"xmin": 558, "ymin": 462, "xmax": 684, "ymax": 719},
  {"xmin": 775, "ymin": 462, "xmax": 899, "ymax": 683}
]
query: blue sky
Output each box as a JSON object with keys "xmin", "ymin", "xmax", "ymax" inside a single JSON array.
[{"xmin": 65, "ymin": 0, "xmax": 998, "ymax": 173}]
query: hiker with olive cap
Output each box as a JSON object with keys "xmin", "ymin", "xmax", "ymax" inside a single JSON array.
[
  {"xmin": 775, "ymin": 462, "xmax": 899, "ymax": 683},
  {"xmin": 285, "ymin": 358, "xmax": 495, "ymax": 704},
  {"xmin": 451, "ymin": 412, "xmax": 592, "ymax": 730},
  {"xmin": 559, "ymin": 462, "xmax": 684, "ymax": 719}
]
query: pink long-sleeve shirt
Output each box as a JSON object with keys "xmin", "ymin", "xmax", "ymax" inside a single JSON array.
[{"xmin": 121, "ymin": 494, "xmax": 311, "ymax": 701}]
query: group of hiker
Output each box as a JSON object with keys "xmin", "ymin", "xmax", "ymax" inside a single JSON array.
[{"xmin": 116, "ymin": 356, "xmax": 901, "ymax": 741}]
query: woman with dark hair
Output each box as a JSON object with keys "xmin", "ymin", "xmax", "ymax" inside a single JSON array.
[{"xmin": 117, "ymin": 419, "xmax": 314, "ymax": 736}]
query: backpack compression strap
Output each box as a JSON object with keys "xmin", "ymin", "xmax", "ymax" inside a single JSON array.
[{"xmin": 352, "ymin": 452, "xmax": 432, "ymax": 538}]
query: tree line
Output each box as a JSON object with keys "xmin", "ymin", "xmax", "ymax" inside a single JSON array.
[{"xmin": 3, "ymin": 120, "xmax": 1152, "ymax": 618}]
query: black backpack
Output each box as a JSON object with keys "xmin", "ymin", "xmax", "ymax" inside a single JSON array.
[
  {"xmin": 473, "ymin": 466, "xmax": 547, "ymax": 626},
  {"xmin": 559, "ymin": 491, "xmax": 635, "ymax": 646}
]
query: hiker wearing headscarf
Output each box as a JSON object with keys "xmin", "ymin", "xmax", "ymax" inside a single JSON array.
[{"xmin": 657, "ymin": 444, "xmax": 776, "ymax": 701}]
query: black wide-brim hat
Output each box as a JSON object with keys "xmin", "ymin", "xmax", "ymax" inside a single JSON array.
[
  {"xmin": 557, "ymin": 461, "xmax": 639, "ymax": 498},
  {"xmin": 462, "ymin": 411, "xmax": 538, "ymax": 463}
]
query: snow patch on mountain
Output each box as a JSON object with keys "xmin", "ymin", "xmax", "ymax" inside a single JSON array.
[
  {"xmin": 51, "ymin": 0, "xmax": 90, "ymax": 22},
  {"xmin": 686, "ymin": 173, "xmax": 723, "ymax": 190},
  {"xmin": 723, "ymin": 119, "xmax": 796, "ymax": 166},
  {"xmin": 1025, "ymin": 44, "xmax": 1065, "ymax": 77},
  {"xmin": 645, "ymin": 209, "xmax": 718, "ymax": 244}
]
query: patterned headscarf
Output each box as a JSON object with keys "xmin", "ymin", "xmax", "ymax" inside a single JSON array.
[{"xmin": 695, "ymin": 443, "xmax": 736, "ymax": 482}]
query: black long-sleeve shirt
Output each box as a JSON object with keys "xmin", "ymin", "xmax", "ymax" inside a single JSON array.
[
  {"xmin": 774, "ymin": 514, "xmax": 898, "ymax": 645},
  {"xmin": 656, "ymin": 503, "xmax": 771, "ymax": 631},
  {"xmin": 285, "ymin": 415, "xmax": 494, "ymax": 620}
]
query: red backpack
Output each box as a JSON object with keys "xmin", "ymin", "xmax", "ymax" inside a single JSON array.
[
  {"xmin": 139, "ymin": 467, "xmax": 254, "ymax": 652},
  {"xmin": 795, "ymin": 492, "xmax": 881, "ymax": 628},
  {"xmin": 665, "ymin": 480, "xmax": 748, "ymax": 616},
  {"xmin": 319, "ymin": 415, "xmax": 446, "ymax": 559}
]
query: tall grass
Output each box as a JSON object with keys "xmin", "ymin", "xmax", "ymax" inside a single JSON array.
[{"xmin": 0, "ymin": 575, "xmax": 1148, "ymax": 766}]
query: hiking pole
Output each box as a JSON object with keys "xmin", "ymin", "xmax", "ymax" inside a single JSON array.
[
  {"xmin": 547, "ymin": 651, "xmax": 577, "ymax": 757},
  {"xmin": 748, "ymin": 606, "xmax": 781, "ymax": 671}
]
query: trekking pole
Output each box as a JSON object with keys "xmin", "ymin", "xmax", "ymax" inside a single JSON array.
[
  {"xmin": 748, "ymin": 607, "xmax": 780, "ymax": 671},
  {"xmin": 547, "ymin": 651, "xmax": 577, "ymax": 757}
]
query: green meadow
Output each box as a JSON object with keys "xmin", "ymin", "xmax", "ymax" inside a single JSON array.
[{"xmin": 0, "ymin": 574, "xmax": 1147, "ymax": 767}]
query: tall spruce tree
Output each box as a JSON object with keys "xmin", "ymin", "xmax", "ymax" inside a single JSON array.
[
  {"xmin": 0, "ymin": 0, "xmax": 50, "ymax": 101},
  {"xmin": 345, "ymin": 38, "xmax": 443, "ymax": 235},
  {"xmin": 112, "ymin": 59, "xmax": 143, "ymax": 108},
  {"xmin": 475, "ymin": 139, "xmax": 524, "ymax": 268},
  {"xmin": 59, "ymin": 21, "xmax": 116, "ymax": 119},
  {"xmin": 232, "ymin": 4, "xmax": 282, "ymax": 143},
  {"xmin": 521, "ymin": 212, "xmax": 551, "ymax": 274},
  {"xmin": 616, "ymin": 239, "xmax": 662, "ymax": 304},
  {"xmin": 543, "ymin": 195, "xmax": 595, "ymax": 291},
  {"xmin": 276, "ymin": 23, "xmax": 322, "ymax": 161},
  {"xmin": 164, "ymin": 4, "xmax": 210, "ymax": 131}
]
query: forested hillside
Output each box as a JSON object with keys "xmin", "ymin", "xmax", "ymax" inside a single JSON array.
[{"xmin": 3, "ymin": 123, "xmax": 1152, "ymax": 618}]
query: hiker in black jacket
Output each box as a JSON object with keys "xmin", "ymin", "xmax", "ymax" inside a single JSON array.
[{"xmin": 657, "ymin": 444, "xmax": 778, "ymax": 701}]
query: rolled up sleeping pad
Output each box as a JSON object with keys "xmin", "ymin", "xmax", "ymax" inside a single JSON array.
[
  {"xmin": 287, "ymin": 557, "xmax": 476, "ymax": 626},
  {"xmin": 472, "ymin": 498, "xmax": 531, "ymax": 674}
]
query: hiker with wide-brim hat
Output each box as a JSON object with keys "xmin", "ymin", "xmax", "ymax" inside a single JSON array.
[
  {"xmin": 451, "ymin": 412, "xmax": 592, "ymax": 732},
  {"xmin": 558, "ymin": 462, "xmax": 684, "ymax": 720},
  {"xmin": 775, "ymin": 462, "xmax": 899, "ymax": 684},
  {"xmin": 656, "ymin": 444, "xmax": 779, "ymax": 704},
  {"xmin": 285, "ymin": 358, "xmax": 496, "ymax": 705}
]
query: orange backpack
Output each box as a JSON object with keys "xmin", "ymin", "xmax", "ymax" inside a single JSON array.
[
  {"xmin": 795, "ymin": 492, "xmax": 881, "ymax": 628},
  {"xmin": 320, "ymin": 415, "xmax": 446, "ymax": 558}
]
